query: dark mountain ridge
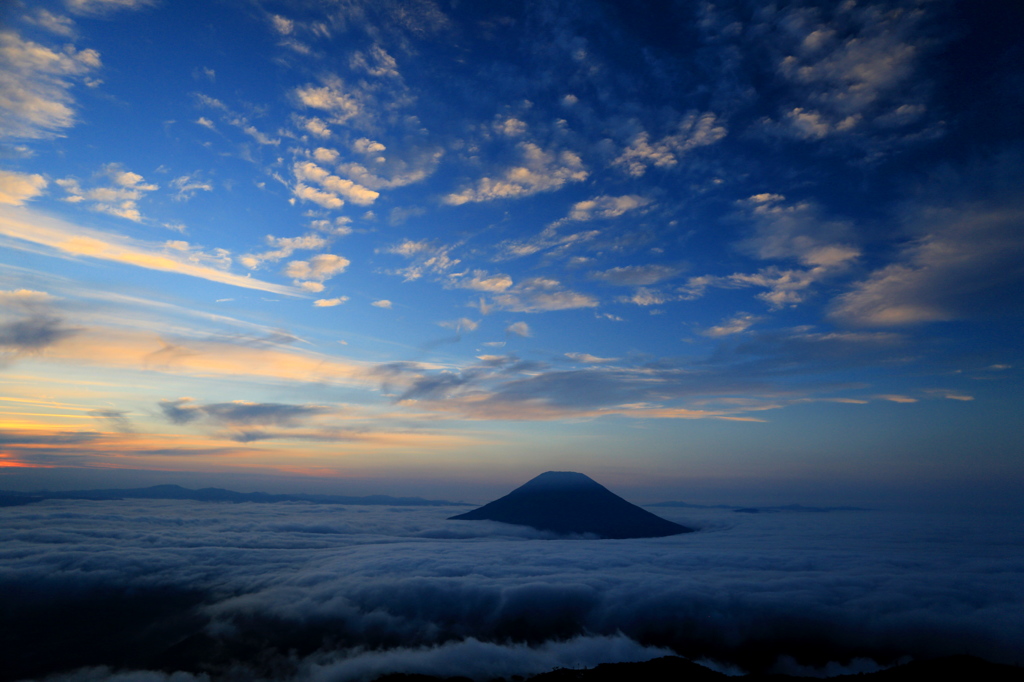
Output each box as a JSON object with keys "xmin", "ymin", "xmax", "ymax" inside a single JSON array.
[
  {"xmin": 0, "ymin": 484, "xmax": 467, "ymax": 507},
  {"xmin": 449, "ymin": 471, "xmax": 693, "ymax": 539}
]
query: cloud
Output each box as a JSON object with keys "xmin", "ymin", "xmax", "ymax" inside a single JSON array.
[
  {"xmin": 294, "ymin": 76, "xmax": 361, "ymax": 124},
  {"xmin": 382, "ymin": 240, "xmax": 461, "ymax": 282},
  {"xmin": 565, "ymin": 195, "xmax": 651, "ymax": 221},
  {"xmin": 314, "ymin": 297, "xmax": 348, "ymax": 307},
  {"xmin": 0, "ymin": 29, "xmax": 101, "ymax": 139},
  {"xmin": 565, "ymin": 352, "xmax": 616, "ymax": 364},
  {"xmin": 766, "ymin": 2, "xmax": 932, "ymax": 141},
  {"xmin": 506, "ymin": 322, "xmax": 530, "ymax": 338},
  {"xmin": 490, "ymin": 278, "xmax": 598, "ymax": 313},
  {"xmin": 349, "ymin": 45, "xmax": 401, "ymax": 79},
  {"xmin": 89, "ymin": 408, "xmax": 134, "ymax": 433},
  {"xmin": 0, "ymin": 169, "xmax": 47, "ymax": 205},
  {"xmin": 619, "ymin": 287, "xmax": 667, "ymax": 306},
  {"xmin": 65, "ymin": 0, "xmax": 156, "ymax": 15},
  {"xmin": 5, "ymin": 500, "xmax": 1021, "ymax": 681},
  {"xmin": 23, "ymin": 9, "xmax": 76, "ymax": 37},
  {"xmin": 443, "ymin": 142, "xmax": 588, "ymax": 205},
  {"xmin": 293, "ymin": 161, "xmax": 379, "ymax": 206},
  {"xmin": 240, "ymin": 234, "xmax": 327, "ymax": 270},
  {"xmin": 0, "ymin": 315, "xmax": 79, "ymax": 356},
  {"xmin": 592, "ymin": 265, "xmax": 681, "ymax": 287},
  {"xmin": 831, "ymin": 202, "xmax": 1024, "ymax": 326},
  {"xmin": 371, "ymin": 299, "xmax": 392, "ymax": 309},
  {"xmin": 438, "ymin": 318, "xmax": 479, "ymax": 332},
  {"xmin": 0, "ymin": 205, "xmax": 298, "ymax": 295},
  {"xmin": 612, "ymin": 112, "xmax": 726, "ymax": 177},
  {"xmin": 876, "ymin": 394, "xmax": 917, "ymax": 404},
  {"xmin": 737, "ymin": 194, "xmax": 859, "ymax": 268},
  {"xmin": 703, "ymin": 313, "xmax": 761, "ymax": 338},
  {"xmin": 285, "ymin": 253, "xmax": 350, "ymax": 283},
  {"xmin": 673, "ymin": 196, "xmax": 862, "ymax": 310},
  {"xmin": 170, "ymin": 173, "xmax": 212, "ymax": 201},
  {"xmin": 450, "ymin": 270, "xmax": 513, "ymax": 293},
  {"xmin": 56, "ymin": 164, "xmax": 159, "ymax": 222},
  {"xmin": 160, "ymin": 398, "xmax": 330, "ymax": 427}
]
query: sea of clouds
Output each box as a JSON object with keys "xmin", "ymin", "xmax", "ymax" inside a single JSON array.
[{"xmin": 2, "ymin": 499, "xmax": 1023, "ymax": 681}]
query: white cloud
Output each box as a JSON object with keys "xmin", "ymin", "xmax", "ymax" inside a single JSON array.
[
  {"xmin": 371, "ymin": 300, "xmax": 392, "ymax": 309},
  {"xmin": 506, "ymin": 322, "xmax": 530, "ymax": 338},
  {"xmin": 0, "ymin": 30, "xmax": 101, "ymax": 140},
  {"xmin": 0, "ymin": 205, "xmax": 296, "ymax": 295},
  {"xmin": 196, "ymin": 117, "xmax": 215, "ymax": 130},
  {"xmin": 619, "ymin": 287, "xmax": 666, "ymax": 307},
  {"xmin": 65, "ymin": 0, "xmax": 156, "ymax": 15},
  {"xmin": 299, "ymin": 116, "xmax": 331, "ymax": 138},
  {"xmin": 566, "ymin": 195, "xmax": 651, "ymax": 221},
  {"xmin": 350, "ymin": 45, "xmax": 400, "ymax": 79},
  {"xmin": 612, "ymin": 112, "xmax": 726, "ymax": 177},
  {"xmin": 285, "ymin": 253, "xmax": 350, "ymax": 282},
  {"xmin": 439, "ymin": 317, "xmax": 479, "ymax": 332},
  {"xmin": 0, "ymin": 169, "xmax": 47, "ymax": 205},
  {"xmin": 765, "ymin": 3, "xmax": 932, "ymax": 141},
  {"xmin": 294, "ymin": 76, "xmax": 361, "ymax": 124},
  {"xmin": 491, "ymin": 278, "xmax": 598, "ymax": 313},
  {"xmin": 335, "ymin": 148, "xmax": 445, "ymax": 191},
  {"xmin": 382, "ymin": 240, "xmax": 460, "ymax": 282},
  {"xmin": 170, "ymin": 173, "xmax": 212, "ymax": 201},
  {"xmin": 314, "ymin": 297, "xmax": 348, "ymax": 307},
  {"xmin": 270, "ymin": 14, "xmax": 294, "ymax": 35},
  {"xmin": 55, "ymin": 164, "xmax": 158, "ymax": 222},
  {"xmin": 292, "ymin": 183, "xmax": 344, "ymax": 209},
  {"xmin": 308, "ymin": 217, "xmax": 352, "ymax": 236},
  {"xmin": 452, "ymin": 270, "xmax": 513, "ymax": 293},
  {"xmin": 703, "ymin": 313, "xmax": 761, "ymax": 338},
  {"xmin": 592, "ymin": 265, "xmax": 681, "ymax": 287},
  {"xmin": 293, "ymin": 161, "xmax": 379, "ymax": 206},
  {"xmin": 24, "ymin": 9, "xmax": 75, "ymax": 37},
  {"xmin": 240, "ymin": 234, "xmax": 327, "ymax": 270},
  {"xmin": 443, "ymin": 142, "xmax": 588, "ymax": 205},
  {"xmin": 352, "ymin": 138, "xmax": 386, "ymax": 155},
  {"xmin": 313, "ymin": 147, "xmax": 339, "ymax": 164},
  {"xmin": 495, "ymin": 117, "xmax": 527, "ymax": 136},
  {"xmin": 876, "ymin": 394, "xmax": 917, "ymax": 404},
  {"xmin": 566, "ymin": 352, "xmax": 616, "ymax": 364}
]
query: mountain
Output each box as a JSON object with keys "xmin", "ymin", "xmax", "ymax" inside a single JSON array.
[
  {"xmin": 0, "ymin": 485, "xmax": 468, "ymax": 507},
  {"xmin": 448, "ymin": 471, "xmax": 693, "ymax": 539}
]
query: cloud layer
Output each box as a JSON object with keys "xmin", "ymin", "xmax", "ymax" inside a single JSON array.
[{"xmin": 2, "ymin": 501, "xmax": 1021, "ymax": 681}]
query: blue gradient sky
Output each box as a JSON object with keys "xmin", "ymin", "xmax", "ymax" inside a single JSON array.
[{"xmin": 0, "ymin": 0, "xmax": 1021, "ymax": 505}]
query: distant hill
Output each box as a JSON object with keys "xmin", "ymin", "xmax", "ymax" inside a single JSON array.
[
  {"xmin": 0, "ymin": 484, "xmax": 468, "ymax": 507},
  {"xmin": 650, "ymin": 501, "xmax": 868, "ymax": 513},
  {"xmin": 370, "ymin": 654, "xmax": 1024, "ymax": 682},
  {"xmin": 449, "ymin": 471, "xmax": 693, "ymax": 539}
]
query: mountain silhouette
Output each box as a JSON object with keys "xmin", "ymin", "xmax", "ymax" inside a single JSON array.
[
  {"xmin": 0, "ymin": 485, "xmax": 467, "ymax": 507},
  {"xmin": 449, "ymin": 471, "xmax": 693, "ymax": 538}
]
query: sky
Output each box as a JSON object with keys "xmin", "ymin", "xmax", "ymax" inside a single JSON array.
[{"xmin": 0, "ymin": 0, "xmax": 1022, "ymax": 505}]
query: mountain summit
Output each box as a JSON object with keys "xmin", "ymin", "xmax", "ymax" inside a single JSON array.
[{"xmin": 449, "ymin": 471, "xmax": 693, "ymax": 538}]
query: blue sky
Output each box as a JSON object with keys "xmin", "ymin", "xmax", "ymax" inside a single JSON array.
[{"xmin": 0, "ymin": 0, "xmax": 1021, "ymax": 504}]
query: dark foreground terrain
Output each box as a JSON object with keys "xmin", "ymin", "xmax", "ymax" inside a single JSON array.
[{"xmin": 375, "ymin": 655, "xmax": 1024, "ymax": 682}]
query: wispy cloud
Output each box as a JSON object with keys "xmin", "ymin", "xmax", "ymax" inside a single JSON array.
[
  {"xmin": 0, "ymin": 206, "xmax": 298, "ymax": 295},
  {"xmin": 0, "ymin": 169, "xmax": 47, "ymax": 205},
  {"xmin": 0, "ymin": 29, "xmax": 101, "ymax": 139}
]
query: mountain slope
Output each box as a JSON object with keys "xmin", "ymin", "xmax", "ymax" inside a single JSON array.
[{"xmin": 449, "ymin": 471, "xmax": 693, "ymax": 539}]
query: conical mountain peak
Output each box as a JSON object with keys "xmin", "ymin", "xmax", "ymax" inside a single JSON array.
[{"xmin": 450, "ymin": 471, "xmax": 692, "ymax": 539}]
